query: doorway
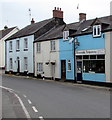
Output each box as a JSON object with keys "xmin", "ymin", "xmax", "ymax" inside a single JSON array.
[
  {"xmin": 77, "ymin": 61, "xmax": 83, "ymax": 81},
  {"xmin": 61, "ymin": 60, "xmax": 66, "ymax": 80}
]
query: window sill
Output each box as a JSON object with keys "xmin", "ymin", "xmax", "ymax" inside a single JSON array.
[
  {"xmin": 9, "ymin": 50, "xmax": 13, "ymax": 53},
  {"xmin": 93, "ymin": 35, "xmax": 101, "ymax": 38},
  {"xmin": 16, "ymin": 49, "xmax": 20, "ymax": 52},
  {"xmin": 50, "ymin": 50, "xmax": 56, "ymax": 52},
  {"xmin": 24, "ymin": 48, "xmax": 28, "ymax": 51},
  {"xmin": 67, "ymin": 70, "xmax": 71, "ymax": 72}
]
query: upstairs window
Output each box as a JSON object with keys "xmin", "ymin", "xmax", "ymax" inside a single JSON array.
[
  {"xmin": 16, "ymin": 40, "xmax": 20, "ymax": 51},
  {"xmin": 51, "ymin": 41, "xmax": 56, "ymax": 51},
  {"xmin": 37, "ymin": 42, "xmax": 41, "ymax": 53},
  {"xmin": 24, "ymin": 38, "xmax": 28, "ymax": 51},
  {"xmin": 9, "ymin": 41, "xmax": 12, "ymax": 52},
  {"xmin": 93, "ymin": 25, "xmax": 101, "ymax": 37},
  {"xmin": 63, "ymin": 31, "xmax": 69, "ymax": 40}
]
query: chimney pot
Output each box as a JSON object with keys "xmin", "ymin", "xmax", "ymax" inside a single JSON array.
[
  {"xmin": 31, "ymin": 18, "xmax": 35, "ymax": 24},
  {"xmin": 4, "ymin": 25, "xmax": 8, "ymax": 29},
  {"xmin": 79, "ymin": 13, "xmax": 86, "ymax": 22}
]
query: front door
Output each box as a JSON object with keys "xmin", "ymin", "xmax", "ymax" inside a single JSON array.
[
  {"xmin": 61, "ymin": 60, "xmax": 66, "ymax": 80},
  {"xmin": 51, "ymin": 64, "xmax": 55, "ymax": 80},
  {"xmin": 77, "ymin": 61, "xmax": 82, "ymax": 81}
]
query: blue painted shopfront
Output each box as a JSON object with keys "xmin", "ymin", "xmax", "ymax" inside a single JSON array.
[{"xmin": 75, "ymin": 33, "xmax": 106, "ymax": 82}]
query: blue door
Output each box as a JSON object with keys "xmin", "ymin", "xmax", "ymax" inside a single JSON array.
[{"xmin": 77, "ymin": 61, "xmax": 82, "ymax": 81}]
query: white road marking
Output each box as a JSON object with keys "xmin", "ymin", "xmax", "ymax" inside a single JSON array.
[
  {"xmin": 23, "ymin": 95, "xmax": 27, "ymax": 98},
  {"xmin": 28, "ymin": 99, "xmax": 32, "ymax": 104},
  {"xmin": 32, "ymin": 106, "xmax": 38, "ymax": 112},
  {"xmin": 0, "ymin": 86, "xmax": 31, "ymax": 119},
  {"xmin": 39, "ymin": 116, "xmax": 44, "ymax": 120}
]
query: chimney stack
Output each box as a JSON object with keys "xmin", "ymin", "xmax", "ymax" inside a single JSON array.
[
  {"xmin": 53, "ymin": 7, "xmax": 63, "ymax": 19},
  {"xmin": 79, "ymin": 13, "xmax": 86, "ymax": 22},
  {"xmin": 31, "ymin": 18, "xmax": 35, "ymax": 24}
]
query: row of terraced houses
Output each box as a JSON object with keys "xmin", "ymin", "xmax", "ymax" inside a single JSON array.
[{"xmin": 3, "ymin": 8, "xmax": 112, "ymax": 85}]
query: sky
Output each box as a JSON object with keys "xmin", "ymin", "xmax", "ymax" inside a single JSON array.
[{"xmin": 0, "ymin": 0, "xmax": 112, "ymax": 29}]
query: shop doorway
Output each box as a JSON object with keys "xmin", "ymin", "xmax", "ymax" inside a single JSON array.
[
  {"xmin": 77, "ymin": 61, "xmax": 83, "ymax": 81},
  {"xmin": 61, "ymin": 60, "xmax": 66, "ymax": 80}
]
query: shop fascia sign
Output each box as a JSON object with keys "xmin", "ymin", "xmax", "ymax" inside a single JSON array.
[{"xmin": 76, "ymin": 49, "xmax": 105, "ymax": 55}]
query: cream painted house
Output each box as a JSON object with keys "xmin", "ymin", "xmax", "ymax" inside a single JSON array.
[
  {"xmin": 34, "ymin": 39, "xmax": 60, "ymax": 80},
  {"xmin": 0, "ymin": 26, "xmax": 19, "ymax": 69}
]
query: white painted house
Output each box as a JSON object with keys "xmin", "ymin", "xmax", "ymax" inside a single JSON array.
[
  {"xmin": 5, "ymin": 8, "xmax": 65, "ymax": 76},
  {"xmin": 0, "ymin": 26, "xmax": 19, "ymax": 69}
]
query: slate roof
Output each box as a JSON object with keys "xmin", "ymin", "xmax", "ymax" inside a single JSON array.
[
  {"xmin": 7, "ymin": 18, "xmax": 54, "ymax": 40},
  {"xmin": 70, "ymin": 15, "xmax": 112, "ymax": 36},
  {"xmin": 34, "ymin": 25, "xmax": 66, "ymax": 42},
  {"xmin": 33, "ymin": 15, "xmax": 112, "ymax": 43},
  {"xmin": 0, "ymin": 27, "xmax": 17, "ymax": 40}
]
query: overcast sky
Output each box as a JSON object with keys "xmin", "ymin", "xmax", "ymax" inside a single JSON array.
[{"xmin": 0, "ymin": 0, "xmax": 112, "ymax": 29}]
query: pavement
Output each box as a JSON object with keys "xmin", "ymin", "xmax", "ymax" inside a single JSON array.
[{"xmin": 2, "ymin": 87, "xmax": 28, "ymax": 119}]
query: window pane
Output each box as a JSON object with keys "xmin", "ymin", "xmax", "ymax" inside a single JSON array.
[
  {"xmin": 83, "ymin": 55, "xmax": 89, "ymax": 59},
  {"xmin": 97, "ymin": 55, "xmax": 105, "ymax": 59},
  {"xmin": 90, "ymin": 55, "xmax": 96, "ymax": 59},
  {"xmin": 76, "ymin": 56, "xmax": 82, "ymax": 60},
  {"xmin": 68, "ymin": 60, "xmax": 71, "ymax": 71}
]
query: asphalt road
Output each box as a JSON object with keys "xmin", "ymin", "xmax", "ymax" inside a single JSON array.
[{"xmin": 2, "ymin": 75, "xmax": 111, "ymax": 119}]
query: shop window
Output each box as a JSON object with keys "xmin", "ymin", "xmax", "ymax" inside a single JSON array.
[{"xmin": 83, "ymin": 60, "xmax": 105, "ymax": 73}]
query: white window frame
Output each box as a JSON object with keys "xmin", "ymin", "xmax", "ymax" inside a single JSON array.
[
  {"xmin": 37, "ymin": 63, "xmax": 43, "ymax": 73},
  {"xmin": 37, "ymin": 42, "xmax": 41, "ymax": 53},
  {"xmin": 24, "ymin": 38, "xmax": 28, "ymax": 50},
  {"xmin": 10, "ymin": 58, "xmax": 13, "ymax": 70},
  {"xmin": 16, "ymin": 40, "xmax": 20, "ymax": 50},
  {"xmin": 68, "ymin": 60, "xmax": 71, "ymax": 71},
  {"xmin": 93, "ymin": 25, "xmax": 101, "ymax": 37},
  {"xmin": 63, "ymin": 31, "xmax": 69, "ymax": 40},
  {"xmin": 24, "ymin": 57, "xmax": 28, "ymax": 71},
  {"xmin": 50, "ymin": 41, "xmax": 56, "ymax": 51},
  {"xmin": 9, "ymin": 41, "xmax": 12, "ymax": 52}
]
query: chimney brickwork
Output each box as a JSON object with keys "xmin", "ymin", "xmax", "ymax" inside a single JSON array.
[{"xmin": 53, "ymin": 7, "xmax": 63, "ymax": 19}]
